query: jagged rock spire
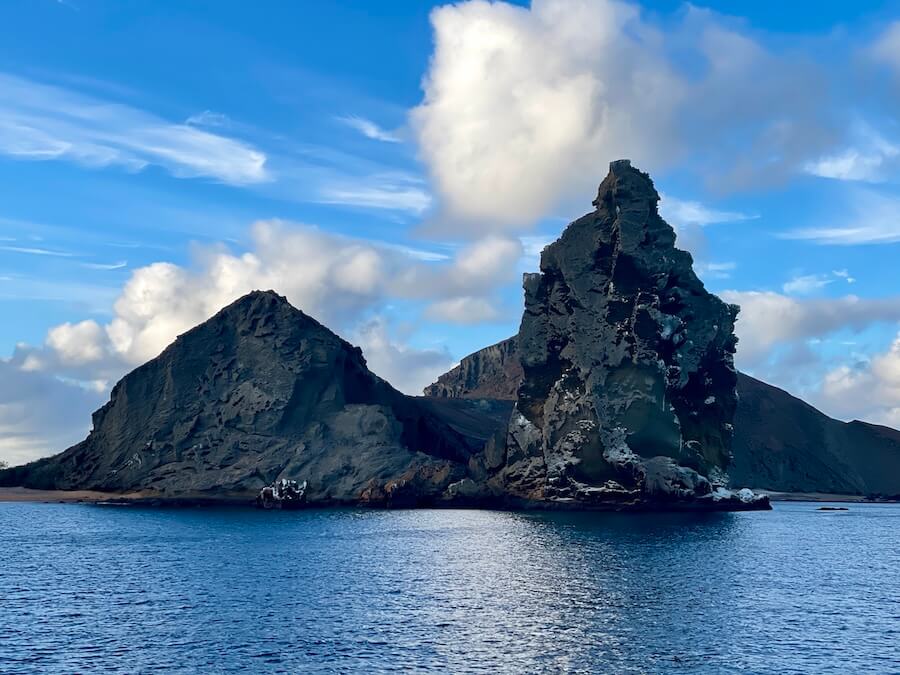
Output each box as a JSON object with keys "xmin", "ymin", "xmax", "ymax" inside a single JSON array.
[{"xmin": 497, "ymin": 160, "xmax": 755, "ymax": 507}]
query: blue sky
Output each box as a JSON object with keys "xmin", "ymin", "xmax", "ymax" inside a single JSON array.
[{"xmin": 3, "ymin": 0, "xmax": 900, "ymax": 464}]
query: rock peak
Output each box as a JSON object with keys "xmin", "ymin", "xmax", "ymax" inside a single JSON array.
[
  {"xmin": 226, "ymin": 289, "xmax": 289, "ymax": 310},
  {"xmin": 592, "ymin": 159, "xmax": 660, "ymax": 214},
  {"xmin": 493, "ymin": 161, "xmax": 760, "ymax": 508},
  {"xmin": 215, "ymin": 290, "xmax": 311, "ymax": 326}
]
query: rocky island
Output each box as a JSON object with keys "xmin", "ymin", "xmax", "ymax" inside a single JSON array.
[{"xmin": 20, "ymin": 160, "xmax": 884, "ymax": 510}]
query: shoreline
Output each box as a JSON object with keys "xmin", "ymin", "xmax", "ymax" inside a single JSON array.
[
  {"xmin": 1, "ymin": 487, "xmax": 896, "ymax": 507},
  {"xmin": 0, "ymin": 487, "xmax": 161, "ymax": 503}
]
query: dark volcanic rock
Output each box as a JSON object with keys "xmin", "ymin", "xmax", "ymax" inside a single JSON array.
[
  {"xmin": 487, "ymin": 160, "xmax": 761, "ymax": 508},
  {"xmin": 424, "ymin": 346, "xmax": 900, "ymax": 498},
  {"xmin": 424, "ymin": 338, "xmax": 522, "ymax": 400},
  {"xmin": 2, "ymin": 291, "xmax": 504, "ymax": 505},
  {"xmin": 731, "ymin": 373, "xmax": 900, "ymax": 497},
  {"xmin": 427, "ymin": 336, "xmax": 521, "ymax": 402}
]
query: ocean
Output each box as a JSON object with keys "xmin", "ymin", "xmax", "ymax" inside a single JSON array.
[{"xmin": 1, "ymin": 502, "xmax": 897, "ymax": 673}]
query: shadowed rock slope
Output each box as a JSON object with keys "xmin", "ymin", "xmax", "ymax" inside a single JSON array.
[
  {"xmin": 0, "ymin": 291, "xmax": 504, "ymax": 505},
  {"xmin": 448, "ymin": 160, "xmax": 765, "ymax": 509},
  {"xmin": 426, "ymin": 339, "xmax": 900, "ymax": 497},
  {"xmin": 732, "ymin": 374, "xmax": 900, "ymax": 496}
]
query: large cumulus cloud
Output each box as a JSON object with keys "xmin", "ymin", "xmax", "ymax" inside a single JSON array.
[{"xmin": 412, "ymin": 0, "xmax": 842, "ymax": 231}]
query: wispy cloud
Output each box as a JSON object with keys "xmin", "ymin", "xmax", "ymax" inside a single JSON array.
[
  {"xmin": 81, "ymin": 261, "xmax": 128, "ymax": 271},
  {"xmin": 425, "ymin": 296, "xmax": 501, "ymax": 324},
  {"xmin": 833, "ymin": 268, "xmax": 857, "ymax": 283},
  {"xmin": 660, "ymin": 195, "xmax": 756, "ymax": 227},
  {"xmin": 0, "ymin": 72, "xmax": 269, "ymax": 185},
  {"xmin": 319, "ymin": 185, "xmax": 431, "ymax": 213},
  {"xmin": 803, "ymin": 124, "xmax": 900, "ymax": 182},
  {"xmin": 185, "ymin": 110, "xmax": 231, "ymax": 128},
  {"xmin": 782, "ymin": 269, "xmax": 857, "ymax": 295},
  {"xmin": 783, "ymin": 273, "xmax": 832, "ymax": 295},
  {"xmin": 380, "ymin": 243, "xmax": 450, "ymax": 262},
  {"xmin": 318, "ymin": 173, "xmax": 432, "ymax": 214},
  {"xmin": 0, "ymin": 244, "xmax": 74, "ymax": 257},
  {"xmin": 783, "ymin": 190, "xmax": 900, "ymax": 244},
  {"xmin": 696, "ymin": 261, "xmax": 737, "ymax": 280},
  {"xmin": 336, "ymin": 115, "xmax": 402, "ymax": 143}
]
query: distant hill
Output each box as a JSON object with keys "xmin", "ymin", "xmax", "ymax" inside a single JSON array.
[{"xmin": 732, "ymin": 373, "xmax": 900, "ymax": 496}]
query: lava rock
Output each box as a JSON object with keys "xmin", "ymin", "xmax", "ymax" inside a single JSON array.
[
  {"xmin": 425, "ymin": 341, "xmax": 900, "ymax": 499},
  {"xmin": 424, "ymin": 337, "xmax": 522, "ymax": 400},
  {"xmin": 499, "ymin": 160, "xmax": 754, "ymax": 506},
  {"xmin": 424, "ymin": 161, "xmax": 767, "ymax": 509},
  {"xmin": 3, "ymin": 291, "xmax": 498, "ymax": 504}
]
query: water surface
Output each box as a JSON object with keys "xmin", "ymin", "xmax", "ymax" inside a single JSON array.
[{"xmin": 1, "ymin": 502, "xmax": 898, "ymax": 673}]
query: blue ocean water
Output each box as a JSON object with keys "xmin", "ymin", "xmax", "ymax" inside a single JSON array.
[{"xmin": 0, "ymin": 502, "xmax": 898, "ymax": 674}]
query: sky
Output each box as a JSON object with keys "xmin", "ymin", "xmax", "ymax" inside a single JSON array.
[{"xmin": 3, "ymin": 0, "xmax": 900, "ymax": 465}]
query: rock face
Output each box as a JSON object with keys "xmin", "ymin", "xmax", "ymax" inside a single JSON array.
[
  {"xmin": 487, "ymin": 160, "xmax": 757, "ymax": 508},
  {"xmin": 424, "ymin": 348, "xmax": 900, "ymax": 498},
  {"xmin": 425, "ymin": 338, "xmax": 522, "ymax": 400},
  {"xmin": 2, "ymin": 291, "xmax": 501, "ymax": 506},
  {"xmin": 425, "ymin": 337, "xmax": 521, "ymax": 401}
]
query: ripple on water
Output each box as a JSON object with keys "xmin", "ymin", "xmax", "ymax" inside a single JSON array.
[{"xmin": 0, "ymin": 503, "xmax": 898, "ymax": 673}]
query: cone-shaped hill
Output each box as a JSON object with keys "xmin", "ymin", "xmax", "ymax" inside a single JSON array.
[{"xmin": 2, "ymin": 290, "xmax": 507, "ymax": 505}]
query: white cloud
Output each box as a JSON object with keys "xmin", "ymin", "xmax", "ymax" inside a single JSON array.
[
  {"xmin": 337, "ymin": 115, "xmax": 402, "ymax": 143},
  {"xmin": 695, "ymin": 261, "xmax": 736, "ymax": 280},
  {"xmin": 185, "ymin": 110, "xmax": 231, "ymax": 128},
  {"xmin": 782, "ymin": 274, "xmax": 832, "ymax": 295},
  {"xmin": 450, "ymin": 236, "xmax": 523, "ymax": 292},
  {"xmin": 351, "ymin": 318, "xmax": 455, "ymax": 395},
  {"xmin": 0, "ymin": 72, "xmax": 268, "ymax": 185},
  {"xmin": 803, "ymin": 124, "xmax": 900, "ymax": 182},
  {"xmin": 380, "ymin": 243, "xmax": 450, "ymax": 262},
  {"xmin": 318, "ymin": 182, "xmax": 432, "ymax": 214},
  {"xmin": 81, "ymin": 261, "xmax": 128, "ymax": 271},
  {"xmin": 783, "ymin": 190, "xmax": 900, "ymax": 244},
  {"xmin": 804, "ymin": 148, "xmax": 895, "ymax": 182},
  {"xmin": 412, "ymin": 0, "xmax": 683, "ymax": 230},
  {"xmin": 0, "ymin": 244, "xmax": 74, "ymax": 257},
  {"xmin": 660, "ymin": 196, "xmax": 754, "ymax": 227},
  {"xmin": 46, "ymin": 320, "xmax": 107, "ymax": 366},
  {"xmin": 833, "ymin": 269, "xmax": 856, "ymax": 283},
  {"xmin": 15, "ymin": 221, "xmax": 523, "ymax": 386},
  {"xmin": 723, "ymin": 290, "xmax": 900, "ymax": 366},
  {"xmin": 0, "ymin": 361, "xmax": 102, "ymax": 466},
  {"xmin": 411, "ymin": 0, "xmax": 842, "ymax": 231},
  {"xmin": 811, "ymin": 333, "xmax": 900, "ymax": 428},
  {"xmin": 4, "ymin": 221, "xmax": 530, "ymax": 461},
  {"xmin": 425, "ymin": 296, "xmax": 501, "ymax": 324}
]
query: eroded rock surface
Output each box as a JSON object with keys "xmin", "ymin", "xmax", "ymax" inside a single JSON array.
[
  {"xmin": 437, "ymin": 160, "xmax": 766, "ymax": 509},
  {"xmin": 424, "ymin": 345, "xmax": 900, "ymax": 498},
  {"xmin": 424, "ymin": 338, "xmax": 522, "ymax": 400},
  {"xmin": 3, "ymin": 291, "xmax": 500, "ymax": 505}
]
